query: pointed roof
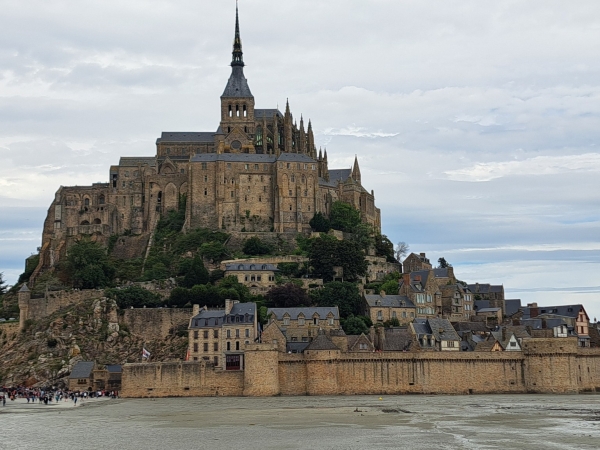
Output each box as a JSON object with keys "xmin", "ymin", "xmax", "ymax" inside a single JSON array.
[
  {"xmin": 351, "ymin": 155, "xmax": 361, "ymax": 181},
  {"xmin": 305, "ymin": 333, "xmax": 339, "ymax": 351},
  {"xmin": 19, "ymin": 283, "xmax": 30, "ymax": 293},
  {"xmin": 222, "ymin": 4, "xmax": 253, "ymax": 98},
  {"xmin": 231, "ymin": 2, "xmax": 244, "ymax": 67}
]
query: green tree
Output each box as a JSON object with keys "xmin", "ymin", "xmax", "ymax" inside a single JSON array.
[
  {"xmin": 308, "ymin": 235, "xmax": 367, "ymax": 282},
  {"xmin": 65, "ymin": 239, "xmax": 115, "ymax": 289},
  {"xmin": 383, "ymin": 317, "xmax": 401, "ymax": 328},
  {"xmin": 310, "ymin": 281, "xmax": 363, "ymax": 318},
  {"xmin": 200, "ymin": 242, "xmax": 229, "ymax": 263},
  {"xmin": 168, "ymin": 287, "xmax": 193, "ymax": 308},
  {"xmin": 350, "ymin": 222, "xmax": 374, "ymax": 252},
  {"xmin": 181, "ymin": 255, "xmax": 209, "ymax": 288},
  {"xmin": 379, "ymin": 279, "xmax": 399, "ymax": 295},
  {"xmin": 217, "ymin": 276, "xmax": 251, "ymax": 302},
  {"xmin": 243, "ymin": 237, "xmax": 272, "ymax": 256},
  {"xmin": 336, "ymin": 240, "xmax": 368, "ymax": 281},
  {"xmin": 375, "ymin": 234, "xmax": 396, "ymax": 263},
  {"xmin": 106, "ymin": 286, "xmax": 162, "ymax": 309},
  {"xmin": 266, "ymin": 283, "xmax": 310, "ymax": 308},
  {"xmin": 341, "ymin": 315, "xmax": 369, "ymax": 335},
  {"xmin": 309, "ymin": 212, "xmax": 331, "ymax": 232},
  {"xmin": 209, "ymin": 269, "xmax": 225, "ymax": 284},
  {"xmin": 438, "ymin": 257, "xmax": 451, "ymax": 269},
  {"xmin": 329, "ymin": 201, "xmax": 361, "ymax": 232},
  {"xmin": 0, "ymin": 273, "xmax": 7, "ymax": 296},
  {"xmin": 308, "ymin": 234, "xmax": 338, "ymax": 281}
]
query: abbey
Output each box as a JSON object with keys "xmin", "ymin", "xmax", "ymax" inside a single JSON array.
[{"xmin": 35, "ymin": 7, "xmax": 380, "ymax": 275}]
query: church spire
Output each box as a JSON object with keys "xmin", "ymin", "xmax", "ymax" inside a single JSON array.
[{"xmin": 231, "ymin": 1, "xmax": 244, "ymax": 67}]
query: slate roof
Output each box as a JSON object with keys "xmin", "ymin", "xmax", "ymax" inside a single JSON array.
[
  {"xmin": 467, "ymin": 283, "xmax": 503, "ymax": 294},
  {"xmin": 329, "ymin": 169, "xmax": 351, "ymax": 183},
  {"xmin": 477, "ymin": 308, "xmax": 502, "ymax": 314},
  {"xmin": 525, "ymin": 304, "xmax": 587, "ymax": 320},
  {"xmin": 118, "ymin": 157, "xmax": 156, "ymax": 167},
  {"xmin": 277, "ymin": 153, "xmax": 317, "ymax": 163},
  {"xmin": 347, "ymin": 334, "xmax": 375, "ymax": 351},
  {"xmin": 69, "ymin": 361, "xmax": 95, "ymax": 379},
  {"xmin": 19, "ymin": 284, "xmax": 29, "ymax": 293},
  {"xmin": 383, "ymin": 328, "xmax": 413, "ymax": 351},
  {"xmin": 255, "ymin": 109, "xmax": 282, "ymax": 119},
  {"xmin": 225, "ymin": 263, "xmax": 278, "ymax": 272},
  {"xmin": 452, "ymin": 322, "xmax": 490, "ymax": 333},
  {"xmin": 474, "ymin": 300, "xmax": 491, "ymax": 310},
  {"xmin": 305, "ymin": 333, "xmax": 339, "ymax": 351},
  {"xmin": 504, "ymin": 299, "xmax": 522, "ymax": 317},
  {"xmin": 318, "ymin": 177, "xmax": 338, "ymax": 188},
  {"xmin": 190, "ymin": 303, "xmax": 256, "ymax": 329},
  {"xmin": 267, "ymin": 307, "xmax": 339, "ymax": 321},
  {"xmin": 157, "ymin": 132, "xmax": 215, "ymax": 144},
  {"xmin": 364, "ymin": 294, "xmax": 415, "ymax": 308},
  {"xmin": 222, "ymin": 66, "xmax": 253, "ymax": 98},
  {"xmin": 191, "ymin": 154, "xmax": 277, "ymax": 163},
  {"xmin": 428, "ymin": 318, "xmax": 461, "ymax": 342},
  {"xmin": 106, "ymin": 365, "xmax": 122, "ymax": 373},
  {"xmin": 286, "ymin": 342, "xmax": 310, "ymax": 353}
]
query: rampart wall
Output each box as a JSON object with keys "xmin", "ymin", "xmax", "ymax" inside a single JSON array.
[{"xmin": 121, "ymin": 338, "xmax": 600, "ymax": 398}]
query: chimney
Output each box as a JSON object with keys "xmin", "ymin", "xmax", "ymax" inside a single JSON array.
[
  {"xmin": 447, "ymin": 266, "xmax": 454, "ymax": 280},
  {"xmin": 529, "ymin": 304, "xmax": 539, "ymax": 318},
  {"xmin": 193, "ymin": 304, "xmax": 200, "ymax": 316},
  {"xmin": 225, "ymin": 299, "xmax": 238, "ymax": 315},
  {"xmin": 420, "ymin": 253, "xmax": 426, "ymax": 258},
  {"xmin": 403, "ymin": 273, "xmax": 410, "ymax": 286}
]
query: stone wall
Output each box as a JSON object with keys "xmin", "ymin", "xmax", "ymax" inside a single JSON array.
[
  {"xmin": 121, "ymin": 337, "xmax": 600, "ymax": 398},
  {"xmin": 121, "ymin": 362, "xmax": 244, "ymax": 398},
  {"xmin": 122, "ymin": 308, "xmax": 192, "ymax": 341}
]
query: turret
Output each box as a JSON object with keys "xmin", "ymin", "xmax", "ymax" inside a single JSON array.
[{"xmin": 351, "ymin": 155, "xmax": 361, "ymax": 183}]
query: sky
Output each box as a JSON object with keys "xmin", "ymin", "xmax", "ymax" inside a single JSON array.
[{"xmin": 0, "ymin": 0, "xmax": 599, "ymax": 317}]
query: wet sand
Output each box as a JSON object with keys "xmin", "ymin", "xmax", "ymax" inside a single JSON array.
[{"xmin": 1, "ymin": 394, "xmax": 600, "ymax": 449}]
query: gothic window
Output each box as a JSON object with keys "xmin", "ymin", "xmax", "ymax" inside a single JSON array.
[
  {"xmin": 229, "ymin": 105, "xmax": 233, "ymax": 117},
  {"xmin": 243, "ymin": 105, "xmax": 247, "ymax": 117},
  {"xmin": 84, "ymin": 198, "xmax": 90, "ymax": 207},
  {"xmin": 236, "ymin": 105, "xmax": 239, "ymax": 117},
  {"xmin": 98, "ymin": 195, "xmax": 105, "ymax": 205},
  {"xmin": 255, "ymin": 126, "xmax": 263, "ymax": 146}
]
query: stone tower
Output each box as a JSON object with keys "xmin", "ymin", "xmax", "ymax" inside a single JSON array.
[{"xmin": 219, "ymin": 3, "xmax": 256, "ymax": 154}]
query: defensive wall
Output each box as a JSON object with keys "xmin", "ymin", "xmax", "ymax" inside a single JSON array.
[{"xmin": 121, "ymin": 338, "xmax": 600, "ymax": 398}]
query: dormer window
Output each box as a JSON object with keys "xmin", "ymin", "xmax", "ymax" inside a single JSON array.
[{"xmin": 283, "ymin": 316, "xmax": 290, "ymax": 326}]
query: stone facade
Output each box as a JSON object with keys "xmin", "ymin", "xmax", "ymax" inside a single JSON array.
[
  {"xmin": 266, "ymin": 307, "xmax": 341, "ymax": 344},
  {"xmin": 33, "ymin": 8, "xmax": 381, "ymax": 281},
  {"xmin": 363, "ymin": 292, "xmax": 416, "ymax": 325}
]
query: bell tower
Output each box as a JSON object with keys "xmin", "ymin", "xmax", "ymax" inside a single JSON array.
[{"xmin": 220, "ymin": 3, "xmax": 255, "ymax": 153}]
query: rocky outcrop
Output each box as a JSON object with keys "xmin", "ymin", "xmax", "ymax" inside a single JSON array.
[{"xmin": 0, "ymin": 297, "xmax": 188, "ymax": 387}]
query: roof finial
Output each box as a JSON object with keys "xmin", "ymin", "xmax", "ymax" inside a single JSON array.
[{"xmin": 231, "ymin": 1, "xmax": 244, "ymax": 67}]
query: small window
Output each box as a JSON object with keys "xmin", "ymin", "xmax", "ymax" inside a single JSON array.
[
  {"xmin": 214, "ymin": 342, "xmax": 218, "ymax": 351},
  {"xmin": 194, "ymin": 331, "xmax": 199, "ymax": 340},
  {"xmin": 213, "ymin": 330, "xmax": 219, "ymax": 339},
  {"xmin": 202, "ymin": 163, "xmax": 207, "ymax": 170},
  {"xmin": 245, "ymin": 329, "xmax": 250, "ymax": 338},
  {"xmin": 203, "ymin": 330, "xmax": 208, "ymax": 339},
  {"xmin": 283, "ymin": 317, "xmax": 290, "ymax": 326}
]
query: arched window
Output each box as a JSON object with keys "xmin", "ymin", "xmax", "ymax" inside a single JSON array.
[
  {"xmin": 236, "ymin": 105, "xmax": 239, "ymax": 117},
  {"xmin": 243, "ymin": 105, "xmax": 247, "ymax": 117},
  {"xmin": 238, "ymin": 265, "xmax": 244, "ymax": 270},
  {"xmin": 80, "ymin": 220, "xmax": 90, "ymax": 226},
  {"xmin": 93, "ymin": 218, "xmax": 101, "ymax": 225},
  {"xmin": 249, "ymin": 265, "xmax": 255, "ymax": 270},
  {"xmin": 84, "ymin": 198, "xmax": 90, "ymax": 207},
  {"xmin": 255, "ymin": 126, "xmax": 263, "ymax": 146},
  {"xmin": 229, "ymin": 105, "xmax": 232, "ymax": 117},
  {"xmin": 262, "ymin": 265, "xmax": 267, "ymax": 270},
  {"xmin": 98, "ymin": 195, "xmax": 105, "ymax": 205}
]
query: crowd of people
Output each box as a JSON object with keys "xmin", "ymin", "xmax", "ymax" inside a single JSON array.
[{"xmin": 0, "ymin": 386, "xmax": 118, "ymax": 407}]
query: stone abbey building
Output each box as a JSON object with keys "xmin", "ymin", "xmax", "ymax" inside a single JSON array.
[{"xmin": 36, "ymin": 7, "xmax": 380, "ymax": 275}]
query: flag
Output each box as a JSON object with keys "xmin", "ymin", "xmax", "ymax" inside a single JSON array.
[{"xmin": 142, "ymin": 348, "xmax": 151, "ymax": 359}]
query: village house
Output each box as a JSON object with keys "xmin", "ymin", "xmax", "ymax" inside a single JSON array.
[
  {"xmin": 363, "ymin": 291, "xmax": 416, "ymax": 325},
  {"xmin": 266, "ymin": 307, "xmax": 341, "ymax": 345},
  {"xmin": 440, "ymin": 284, "xmax": 474, "ymax": 321},
  {"xmin": 188, "ymin": 300, "xmax": 258, "ymax": 370},
  {"xmin": 467, "ymin": 283, "xmax": 505, "ymax": 312},
  {"xmin": 402, "ymin": 253, "xmax": 432, "ymax": 273},
  {"xmin": 519, "ymin": 303, "xmax": 590, "ymax": 347},
  {"xmin": 68, "ymin": 361, "xmax": 96, "ymax": 391},
  {"xmin": 410, "ymin": 318, "xmax": 461, "ymax": 351},
  {"xmin": 398, "ymin": 271, "xmax": 442, "ymax": 318},
  {"xmin": 224, "ymin": 262, "xmax": 278, "ymax": 295}
]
